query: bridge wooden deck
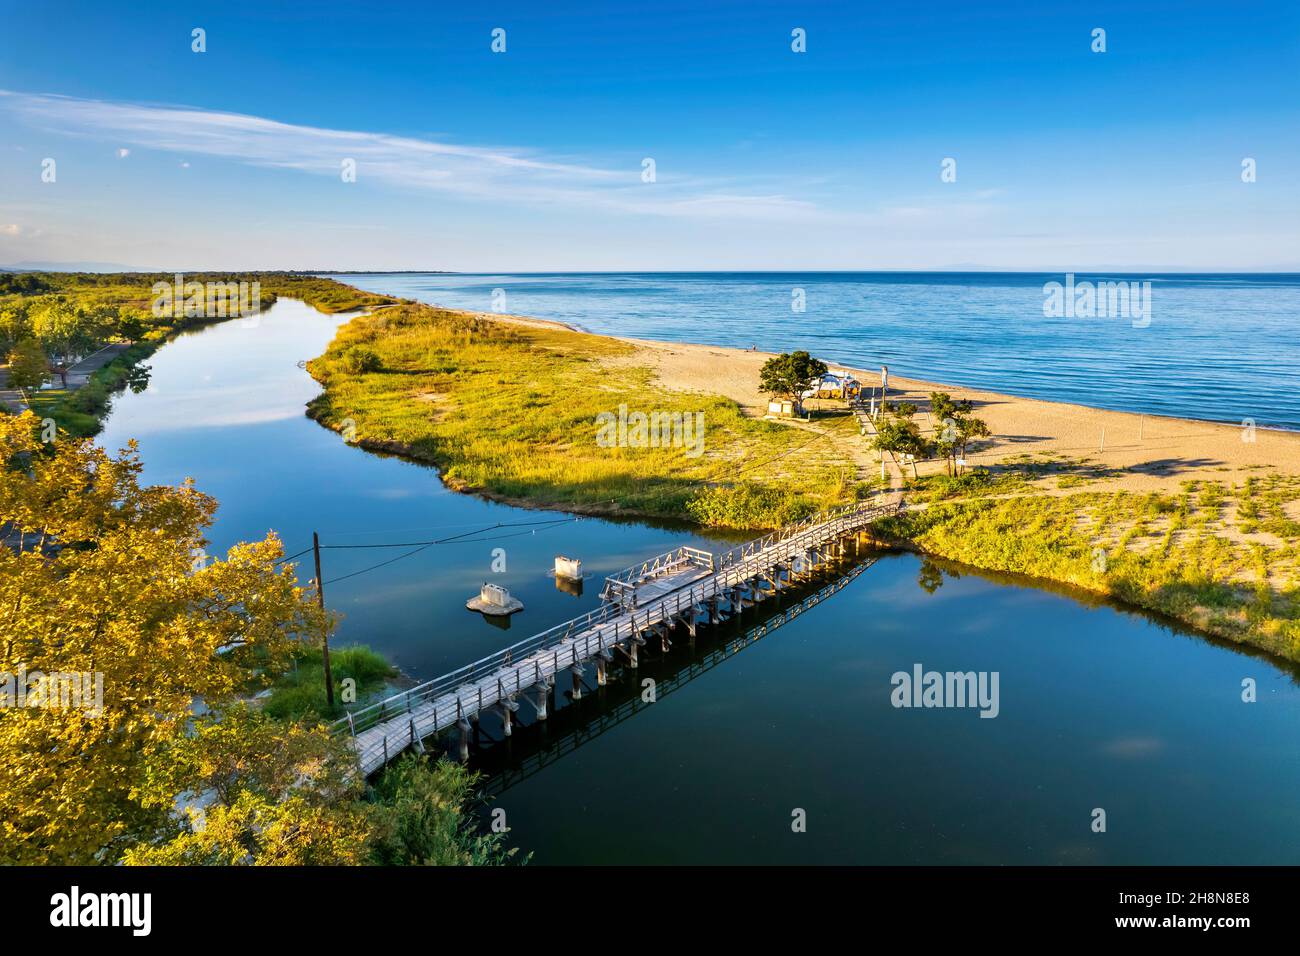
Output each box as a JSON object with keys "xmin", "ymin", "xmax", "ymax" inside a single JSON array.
[
  {"xmin": 627, "ymin": 563, "xmax": 714, "ymax": 605},
  {"xmin": 334, "ymin": 501, "xmax": 902, "ymax": 775},
  {"xmin": 479, "ymin": 555, "xmax": 880, "ymax": 798}
]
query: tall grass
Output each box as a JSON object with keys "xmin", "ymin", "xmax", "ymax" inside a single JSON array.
[
  {"xmin": 307, "ymin": 304, "xmax": 866, "ymax": 528},
  {"xmin": 879, "ymin": 486, "xmax": 1300, "ymax": 664},
  {"xmin": 262, "ymin": 644, "xmax": 397, "ymax": 722}
]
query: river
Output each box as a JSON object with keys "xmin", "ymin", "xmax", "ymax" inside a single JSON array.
[{"xmin": 97, "ymin": 298, "xmax": 1300, "ymax": 864}]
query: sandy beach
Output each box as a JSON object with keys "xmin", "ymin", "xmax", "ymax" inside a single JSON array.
[
  {"xmin": 476, "ymin": 306, "xmax": 1300, "ymax": 495},
  {"xmin": 604, "ymin": 332, "xmax": 1300, "ymax": 495}
]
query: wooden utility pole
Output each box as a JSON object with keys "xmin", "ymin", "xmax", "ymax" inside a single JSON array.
[{"xmin": 313, "ymin": 531, "xmax": 335, "ymax": 709}]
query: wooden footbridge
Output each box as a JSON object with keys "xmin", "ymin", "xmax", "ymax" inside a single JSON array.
[
  {"xmin": 479, "ymin": 554, "xmax": 881, "ymax": 798},
  {"xmin": 331, "ymin": 501, "xmax": 903, "ymax": 776}
]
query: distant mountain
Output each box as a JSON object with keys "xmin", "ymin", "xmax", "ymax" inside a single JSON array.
[{"xmin": 0, "ymin": 260, "xmax": 153, "ymax": 273}]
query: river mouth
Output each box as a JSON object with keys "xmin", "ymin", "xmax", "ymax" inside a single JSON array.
[{"xmin": 97, "ymin": 299, "xmax": 1300, "ymax": 865}]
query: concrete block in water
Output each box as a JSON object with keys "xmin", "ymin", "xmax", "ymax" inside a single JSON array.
[
  {"xmin": 466, "ymin": 582, "xmax": 524, "ymax": 616},
  {"xmin": 554, "ymin": 555, "xmax": 583, "ymax": 581}
]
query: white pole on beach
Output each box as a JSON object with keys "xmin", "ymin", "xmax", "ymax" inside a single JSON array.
[{"xmin": 1100, "ymin": 427, "xmax": 1106, "ymax": 452}]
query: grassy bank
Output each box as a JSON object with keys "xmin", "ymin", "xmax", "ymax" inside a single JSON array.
[
  {"xmin": 306, "ymin": 303, "xmax": 874, "ymax": 529},
  {"xmin": 875, "ymin": 470, "xmax": 1300, "ymax": 663},
  {"xmin": 260, "ymin": 644, "xmax": 399, "ymax": 722},
  {"xmin": 3, "ymin": 272, "xmax": 396, "ymax": 437},
  {"xmin": 306, "ymin": 302, "xmax": 1300, "ymax": 665}
]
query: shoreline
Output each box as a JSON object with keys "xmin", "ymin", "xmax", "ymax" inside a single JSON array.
[
  {"xmin": 305, "ymin": 291, "xmax": 1300, "ymax": 666},
  {"xmin": 444, "ymin": 305, "xmax": 1300, "ymax": 497},
  {"xmin": 386, "ymin": 290, "xmax": 1300, "ymax": 434}
]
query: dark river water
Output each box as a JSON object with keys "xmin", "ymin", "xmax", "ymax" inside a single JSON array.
[{"xmin": 98, "ymin": 299, "xmax": 1300, "ymax": 865}]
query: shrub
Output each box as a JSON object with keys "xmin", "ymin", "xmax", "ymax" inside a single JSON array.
[
  {"xmin": 340, "ymin": 346, "xmax": 383, "ymax": 374},
  {"xmin": 685, "ymin": 482, "xmax": 817, "ymax": 530},
  {"xmin": 366, "ymin": 755, "xmax": 524, "ymax": 866}
]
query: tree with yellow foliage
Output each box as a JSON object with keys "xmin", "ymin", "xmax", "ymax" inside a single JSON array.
[
  {"xmin": 123, "ymin": 706, "xmax": 371, "ymax": 866},
  {"xmin": 0, "ymin": 412, "xmax": 334, "ymax": 864}
]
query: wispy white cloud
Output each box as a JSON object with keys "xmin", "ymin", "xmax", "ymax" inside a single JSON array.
[{"xmin": 0, "ymin": 89, "xmax": 816, "ymax": 222}]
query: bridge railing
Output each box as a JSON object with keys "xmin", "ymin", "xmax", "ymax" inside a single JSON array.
[
  {"xmin": 481, "ymin": 555, "xmax": 881, "ymax": 797},
  {"xmin": 600, "ymin": 544, "xmax": 714, "ymax": 606},
  {"xmin": 329, "ymin": 598, "xmax": 626, "ymax": 738},
  {"xmin": 716, "ymin": 501, "xmax": 892, "ymax": 569},
  {"xmin": 333, "ymin": 500, "xmax": 902, "ymax": 745}
]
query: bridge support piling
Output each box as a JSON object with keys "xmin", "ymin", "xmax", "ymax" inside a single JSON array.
[
  {"xmin": 457, "ymin": 718, "xmax": 472, "ymax": 762},
  {"xmin": 570, "ymin": 664, "xmax": 584, "ymax": 700},
  {"xmin": 595, "ymin": 656, "xmax": 607, "ymax": 686},
  {"xmin": 533, "ymin": 683, "xmax": 549, "ymax": 721},
  {"xmin": 498, "ymin": 696, "xmax": 518, "ymax": 737}
]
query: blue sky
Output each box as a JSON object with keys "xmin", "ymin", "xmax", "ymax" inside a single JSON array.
[{"xmin": 1, "ymin": 0, "xmax": 1296, "ymax": 270}]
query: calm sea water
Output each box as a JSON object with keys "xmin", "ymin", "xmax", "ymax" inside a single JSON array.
[
  {"xmin": 95, "ymin": 300, "xmax": 1300, "ymax": 864},
  {"xmin": 333, "ymin": 272, "xmax": 1300, "ymax": 430}
]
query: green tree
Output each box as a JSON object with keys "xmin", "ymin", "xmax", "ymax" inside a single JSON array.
[
  {"xmin": 122, "ymin": 791, "xmax": 371, "ymax": 866},
  {"xmin": 113, "ymin": 307, "xmax": 148, "ymax": 342},
  {"xmin": 6, "ymin": 338, "xmax": 49, "ymax": 393},
  {"xmin": 0, "ymin": 306, "xmax": 31, "ymax": 354},
  {"xmin": 340, "ymin": 345, "xmax": 383, "ymax": 374},
  {"xmin": 928, "ymin": 391, "xmax": 989, "ymax": 475},
  {"xmin": 759, "ymin": 350, "xmax": 828, "ymax": 401},
  {"xmin": 871, "ymin": 402, "xmax": 930, "ymax": 479},
  {"xmin": 29, "ymin": 298, "xmax": 93, "ymax": 387},
  {"xmin": 124, "ymin": 707, "xmax": 370, "ymax": 866},
  {"xmin": 955, "ymin": 415, "xmax": 991, "ymax": 473}
]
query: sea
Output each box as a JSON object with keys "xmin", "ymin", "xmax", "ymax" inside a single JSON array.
[{"xmin": 332, "ymin": 272, "xmax": 1300, "ymax": 429}]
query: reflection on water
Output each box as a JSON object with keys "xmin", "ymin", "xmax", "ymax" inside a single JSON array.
[
  {"xmin": 96, "ymin": 300, "xmax": 1300, "ymax": 865},
  {"xmin": 467, "ymin": 550, "xmax": 1300, "ymax": 865}
]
